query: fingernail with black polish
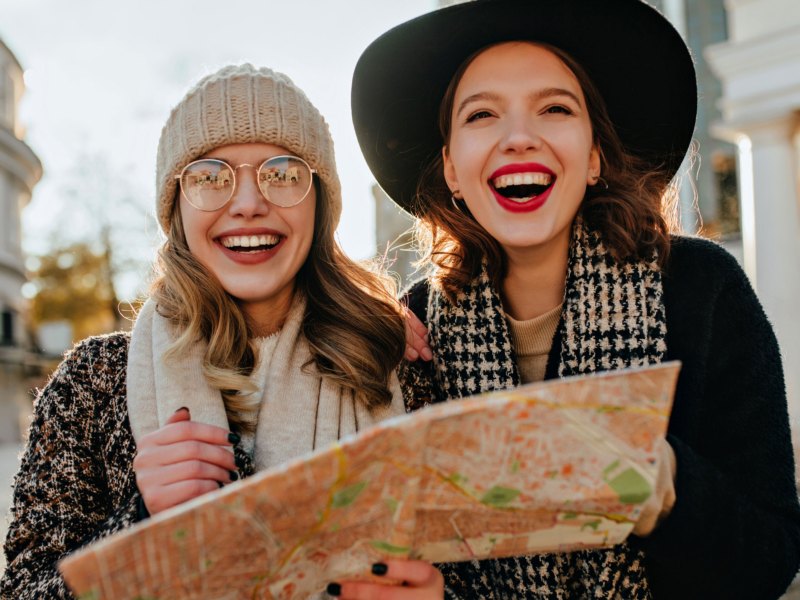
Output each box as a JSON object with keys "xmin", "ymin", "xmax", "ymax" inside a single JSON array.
[
  {"xmin": 326, "ymin": 582, "xmax": 341, "ymax": 596},
  {"xmin": 371, "ymin": 562, "xmax": 388, "ymax": 576},
  {"xmin": 217, "ymin": 481, "xmax": 224, "ymax": 488},
  {"xmin": 229, "ymin": 471, "xmax": 239, "ymax": 481},
  {"xmin": 228, "ymin": 432, "xmax": 240, "ymax": 444},
  {"xmin": 175, "ymin": 406, "xmax": 189, "ymax": 414}
]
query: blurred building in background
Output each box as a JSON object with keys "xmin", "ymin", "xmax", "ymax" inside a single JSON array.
[
  {"xmin": 649, "ymin": 0, "xmax": 742, "ymax": 241},
  {"xmin": 0, "ymin": 38, "xmax": 43, "ymax": 443},
  {"xmin": 705, "ymin": 0, "xmax": 800, "ymax": 444}
]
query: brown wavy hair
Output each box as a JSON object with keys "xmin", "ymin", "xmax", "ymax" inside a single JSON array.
[
  {"xmin": 150, "ymin": 181, "xmax": 406, "ymax": 432},
  {"xmin": 413, "ymin": 42, "xmax": 683, "ymax": 299}
]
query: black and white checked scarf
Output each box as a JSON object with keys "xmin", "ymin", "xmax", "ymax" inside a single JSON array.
[{"xmin": 401, "ymin": 217, "xmax": 668, "ymax": 599}]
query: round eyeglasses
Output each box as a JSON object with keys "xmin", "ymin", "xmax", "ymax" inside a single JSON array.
[{"xmin": 175, "ymin": 155, "xmax": 317, "ymax": 211}]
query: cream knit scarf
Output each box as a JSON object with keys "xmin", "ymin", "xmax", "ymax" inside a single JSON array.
[{"xmin": 127, "ymin": 295, "xmax": 405, "ymax": 471}]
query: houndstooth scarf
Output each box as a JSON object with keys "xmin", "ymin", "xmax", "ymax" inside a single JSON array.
[{"xmin": 400, "ymin": 218, "xmax": 668, "ymax": 599}]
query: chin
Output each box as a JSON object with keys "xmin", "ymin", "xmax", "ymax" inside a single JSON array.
[{"xmin": 235, "ymin": 290, "xmax": 281, "ymax": 303}]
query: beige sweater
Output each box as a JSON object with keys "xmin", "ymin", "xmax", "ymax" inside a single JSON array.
[{"xmin": 505, "ymin": 304, "xmax": 562, "ymax": 384}]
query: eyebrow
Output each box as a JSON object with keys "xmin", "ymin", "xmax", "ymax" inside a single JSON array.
[{"xmin": 456, "ymin": 87, "xmax": 583, "ymax": 117}]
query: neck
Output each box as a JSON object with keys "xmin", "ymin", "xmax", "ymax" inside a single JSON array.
[
  {"xmin": 501, "ymin": 229, "xmax": 570, "ymax": 321},
  {"xmin": 242, "ymin": 285, "xmax": 296, "ymax": 337}
]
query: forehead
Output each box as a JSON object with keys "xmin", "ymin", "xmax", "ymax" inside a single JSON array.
[
  {"xmin": 456, "ymin": 41, "xmax": 584, "ymax": 97},
  {"xmin": 201, "ymin": 142, "xmax": 294, "ymax": 162}
]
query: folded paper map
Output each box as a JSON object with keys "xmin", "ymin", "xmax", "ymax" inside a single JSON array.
[{"xmin": 60, "ymin": 361, "xmax": 680, "ymax": 599}]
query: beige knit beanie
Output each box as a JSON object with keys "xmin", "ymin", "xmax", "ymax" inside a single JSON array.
[{"xmin": 155, "ymin": 64, "xmax": 341, "ymax": 233}]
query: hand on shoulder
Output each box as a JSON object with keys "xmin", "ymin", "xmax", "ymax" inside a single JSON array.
[{"xmin": 404, "ymin": 307, "xmax": 432, "ymax": 362}]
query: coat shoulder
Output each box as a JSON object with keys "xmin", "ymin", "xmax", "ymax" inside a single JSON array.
[
  {"xmin": 68, "ymin": 330, "xmax": 131, "ymax": 359},
  {"xmin": 668, "ymin": 234, "xmax": 744, "ymax": 272},
  {"xmin": 666, "ymin": 235, "xmax": 749, "ymax": 294},
  {"xmin": 48, "ymin": 331, "xmax": 131, "ymax": 401}
]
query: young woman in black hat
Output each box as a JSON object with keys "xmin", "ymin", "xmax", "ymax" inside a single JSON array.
[{"xmin": 350, "ymin": 0, "xmax": 800, "ymax": 598}]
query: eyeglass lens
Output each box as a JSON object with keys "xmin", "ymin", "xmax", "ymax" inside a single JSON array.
[{"xmin": 180, "ymin": 156, "xmax": 313, "ymax": 210}]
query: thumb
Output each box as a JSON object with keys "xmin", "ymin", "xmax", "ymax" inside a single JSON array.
[{"xmin": 166, "ymin": 407, "xmax": 191, "ymax": 425}]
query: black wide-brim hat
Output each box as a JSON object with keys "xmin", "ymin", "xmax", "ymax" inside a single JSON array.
[{"xmin": 352, "ymin": 0, "xmax": 697, "ymax": 215}]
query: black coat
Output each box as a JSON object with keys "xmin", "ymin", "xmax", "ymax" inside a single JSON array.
[{"xmin": 404, "ymin": 236, "xmax": 800, "ymax": 599}]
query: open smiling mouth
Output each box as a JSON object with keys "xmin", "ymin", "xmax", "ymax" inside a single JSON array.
[
  {"xmin": 491, "ymin": 172, "xmax": 555, "ymax": 202},
  {"xmin": 220, "ymin": 234, "xmax": 282, "ymax": 253}
]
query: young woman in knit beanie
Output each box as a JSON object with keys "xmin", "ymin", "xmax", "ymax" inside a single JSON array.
[
  {"xmin": 1, "ymin": 64, "xmax": 441, "ymax": 599},
  {"xmin": 351, "ymin": 0, "xmax": 800, "ymax": 598}
]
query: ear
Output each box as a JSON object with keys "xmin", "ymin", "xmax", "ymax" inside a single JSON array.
[
  {"xmin": 442, "ymin": 146, "xmax": 460, "ymax": 196},
  {"xmin": 587, "ymin": 144, "xmax": 602, "ymax": 184}
]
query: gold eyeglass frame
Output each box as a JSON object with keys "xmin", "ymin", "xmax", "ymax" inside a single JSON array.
[{"xmin": 175, "ymin": 154, "xmax": 317, "ymax": 211}]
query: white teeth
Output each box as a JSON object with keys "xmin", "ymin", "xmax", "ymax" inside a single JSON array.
[
  {"xmin": 220, "ymin": 234, "xmax": 280, "ymax": 248},
  {"xmin": 493, "ymin": 172, "xmax": 552, "ymax": 189}
]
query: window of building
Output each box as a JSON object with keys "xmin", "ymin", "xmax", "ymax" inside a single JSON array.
[
  {"xmin": 0, "ymin": 175, "xmax": 9, "ymax": 252},
  {"xmin": 8, "ymin": 188, "xmax": 21, "ymax": 251},
  {"xmin": 0, "ymin": 68, "xmax": 11, "ymax": 130},
  {"xmin": 1, "ymin": 308, "xmax": 13, "ymax": 346},
  {"xmin": 712, "ymin": 153, "xmax": 740, "ymax": 237}
]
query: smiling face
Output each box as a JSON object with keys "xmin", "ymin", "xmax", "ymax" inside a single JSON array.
[
  {"xmin": 178, "ymin": 142, "xmax": 316, "ymax": 325},
  {"xmin": 443, "ymin": 42, "xmax": 600, "ymax": 260}
]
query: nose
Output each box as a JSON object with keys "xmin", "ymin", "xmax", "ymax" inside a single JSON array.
[
  {"xmin": 227, "ymin": 165, "xmax": 269, "ymax": 218},
  {"xmin": 498, "ymin": 113, "xmax": 542, "ymax": 154}
]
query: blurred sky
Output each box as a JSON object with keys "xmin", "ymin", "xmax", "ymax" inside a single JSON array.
[{"xmin": 0, "ymin": 0, "xmax": 434, "ymax": 298}]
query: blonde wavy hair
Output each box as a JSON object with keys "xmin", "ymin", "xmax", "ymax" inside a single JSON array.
[{"xmin": 150, "ymin": 181, "xmax": 406, "ymax": 432}]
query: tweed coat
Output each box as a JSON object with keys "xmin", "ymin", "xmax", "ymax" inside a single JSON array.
[{"xmin": 0, "ymin": 331, "xmax": 260, "ymax": 599}]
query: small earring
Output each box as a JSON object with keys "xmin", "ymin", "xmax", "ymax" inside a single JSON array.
[
  {"xmin": 591, "ymin": 176, "xmax": 609, "ymax": 190},
  {"xmin": 451, "ymin": 190, "xmax": 464, "ymax": 212}
]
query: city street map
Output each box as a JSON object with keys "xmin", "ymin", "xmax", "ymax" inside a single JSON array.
[{"xmin": 60, "ymin": 361, "xmax": 679, "ymax": 599}]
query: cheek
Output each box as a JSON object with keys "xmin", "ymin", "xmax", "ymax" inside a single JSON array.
[
  {"xmin": 304, "ymin": 208, "xmax": 317, "ymax": 250},
  {"xmin": 447, "ymin": 136, "xmax": 481, "ymax": 181},
  {"xmin": 574, "ymin": 124, "xmax": 596, "ymax": 164},
  {"xmin": 290, "ymin": 202, "xmax": 317, "ymax": 254},
  {"xmin": 553, "ymin": 136, "xmax": 595, "ymax": 175},
  {"xmin": 178, "ymin": 201, "xmax": 212, "ymax": 254}
]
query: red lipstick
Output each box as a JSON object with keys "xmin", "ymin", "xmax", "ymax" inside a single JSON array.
[{"xmin": 489, "ymin": 163, "xmax": 555, "ymax": 214}]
